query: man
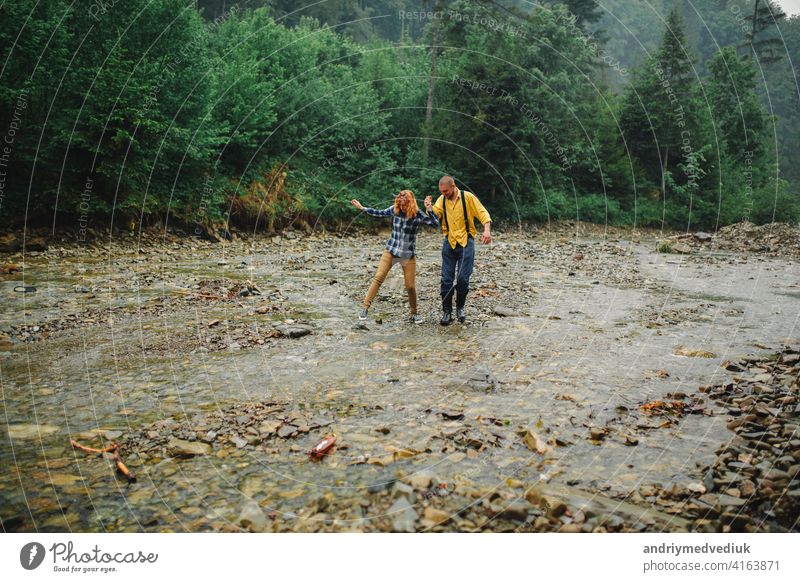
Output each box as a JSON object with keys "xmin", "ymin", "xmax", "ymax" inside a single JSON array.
[{"xmin": 424, "ymin": 176, "xmax": 492, "ymax": 325}]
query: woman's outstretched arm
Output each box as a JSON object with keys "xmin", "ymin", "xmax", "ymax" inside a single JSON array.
[{"xmin": 352, "ymin": 199, "xmax": 394, "ymax": 217}]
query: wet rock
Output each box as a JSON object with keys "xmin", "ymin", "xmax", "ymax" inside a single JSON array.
[
  {"xmin": 277, "ymin": 425, "xmax": 297, "ymax": 439},
  {"xmin": 238, "ymin": 500, "xmax": 268, "ymax": 532},
  {"xmin": 589, "ymin": 427, "xmax": 607, "ymax": 441},
  {"xmin": 525, "ymin": 488, "xmax": 567, "ymax": 519},
  {"xmin": 392, "ymin": 481, "xmax": 415, "ymax": 501},
  {"xmin": 258, "ymin": 421, "xmax": 281, "ymax": 435},
  {"xmin": 675, "ymin": 346, "xmax": 715, "ymax": 358},
  {"xmin": 230, "ymin": 435, "xmax": 248, "ymax": 448},
  {"xmin": 367, "ymin": 479, "xmax": 394, "ymax": 494},
  {"xmin": 498, "ymin": 499, "xmax": 533, "ymax": 522},
  {"xmin": 422, "ymin": 507, "xmax": 450, "ymax": 527},
  {"xmin": 494, "ymin": 306, "xmax": 524, "ymax": 317},
  {"xmin": 389, "ymin": 497, "xmax": 418, "ymax": 533},
  {"xmin": 167, "ymin": 438, "xmax": 211, "ymax": 457},
  {"xmin": 763, "ymin": 469, "xmax": 790, "ymax": 482},
  {"xmin": 740, "ymin": 480, "xmax": 756, "ymax": 497},
  {"xmin": 532, "ymin": 516, "xmax": 552, "ymax": 532},
  {"xmin": 523, "ymin": 429, "xmax": 549, "ymax": 454},
  {"xmin": 461, "ymin": 368, "xmax": 497, "ymax": 392},
  {"xmin": 685, "ymin": 482, "xmax": 706, "ymax": 495},
  {"xmin": 591, "ymin": 513, "xmax": 625, "ymax": 530},
  {"xmin": 716, "ymin": 494, "xmax": 746, "ymax": 508},
  {"xmin": 405, "ymin": 471, "xmax": 434, "ymax": 491},
  {"xmin": 274, "ymin": 324, "xmax": 313, "ymax": 338}
]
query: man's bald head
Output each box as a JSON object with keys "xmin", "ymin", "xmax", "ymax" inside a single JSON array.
[{"xmin": 439, "ymin": 175, "xmax": 457, "ymax": 199}]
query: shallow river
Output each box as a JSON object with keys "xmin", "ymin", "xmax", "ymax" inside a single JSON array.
[{"xmin": 1, "ymin": 229, "xmax": 797, "ymax": 531}]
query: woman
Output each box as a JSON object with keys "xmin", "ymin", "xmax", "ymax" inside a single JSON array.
[{"xmin": 351, "ymin": 190, "xmax": 439, "ymax": 323}]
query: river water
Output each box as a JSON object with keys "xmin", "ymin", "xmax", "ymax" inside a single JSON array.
[{"xmin": 1, "ymin": 229, "xmax": 797, "ymax": 531}]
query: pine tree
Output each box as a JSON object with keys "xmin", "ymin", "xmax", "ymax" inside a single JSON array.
[
  {"xmin": 563, "ymin": 0, "xmax": 603, "ymax": 30},
  {"xmin": 620, "ymin": 7, "xmax": 700, "ymax": 200},
  {"xmin": 707, "ymin": 47, "xmax": 767, "ymax": 164},
  {"xmin": 744, "ymin": 0, "xmax": 786, "ymax": 63}
]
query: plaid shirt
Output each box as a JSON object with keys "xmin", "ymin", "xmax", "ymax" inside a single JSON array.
[{"xmin": 364, "ymin": 206, "xmax": 440, "ymax": 258}]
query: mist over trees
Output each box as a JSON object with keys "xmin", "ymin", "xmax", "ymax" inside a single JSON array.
[{"xmin": 0, "ymin": 0, "xmax": 797, "ymax": 233}]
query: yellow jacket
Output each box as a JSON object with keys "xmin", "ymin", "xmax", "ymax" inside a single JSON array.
[{"xmin": 432, "ymin": 189, "xmax": 492, "ymax": 249}]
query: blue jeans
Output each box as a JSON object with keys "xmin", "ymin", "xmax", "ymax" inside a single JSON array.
[{"xmin": 440, "ymin": 236, "xmax": 474, "ymax": 309}]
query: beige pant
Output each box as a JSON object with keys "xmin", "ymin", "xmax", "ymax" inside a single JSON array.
[{"xmin": 363, "ymin": 250, "xmax": 417, "ymax": 314}]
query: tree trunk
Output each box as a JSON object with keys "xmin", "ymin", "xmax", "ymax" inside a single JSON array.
[
  {"xmin": 661, "ymin": 147, "xmax": 669, "ymax": 199},
  {"xmin": 750, "ymin": 0, "xmax": 760, "ymax": 61}
]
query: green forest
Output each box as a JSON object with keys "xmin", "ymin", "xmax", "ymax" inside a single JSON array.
[{"xmin": 1, "ymin": 0, "xmax": 798, "ymax": 233}]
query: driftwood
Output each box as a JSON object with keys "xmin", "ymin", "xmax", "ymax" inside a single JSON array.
[
  {"xmin": 70, "ymin": 439, "xmax": 115, "ymax": 454},
  {"xmin": 70, "ymin": 439, "xmax": 136, "ymax": 482},
  {"xmin": 112, "ymin": 444, "xmax": 136, "ymax": 482}
]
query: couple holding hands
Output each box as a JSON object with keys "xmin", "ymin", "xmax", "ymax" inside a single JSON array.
[{"xmin": 351, "ymin": 175, "xmax": 492, "ymax": 326}]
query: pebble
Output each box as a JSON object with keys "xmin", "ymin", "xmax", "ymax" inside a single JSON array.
[
  {"xmin": 238, "ymin": 500, "xmax": 268, "ymax": 532},
  {"xmin": 392, "ymin": 481, "xmax": 415, "ymax": 501},
  {"xmin": 422, "ymin": 507, "xmax": 450, "ymax": 526},
  {"xmin": 405, "ymin": 471, "xmax": 434, "ymax": 491},
  {"xmin": 389, "ymin": 497, "xmax": 418, "ymax": 533}
]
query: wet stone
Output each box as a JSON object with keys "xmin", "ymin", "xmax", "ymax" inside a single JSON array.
[
  {"xmin": 498, "ymin": 499, "xmax": 532, "ymax": 522},
  {"xmin": 389, "ymin": 497, "xmax": 417, "ymax": 533},
  {"xmin": 405, "ymin": 471, "xmax": 434, "ymax": 491},
  {"xmin": 717, "ymin": 494, "xmax": 747, "ymax": 508},
  {"xmin": 274, "ymin": 324, "xmax": 313, "ymax": 338},
  {"xmin": 238, "ymin": 500, "xmax": 268, "ymax": 532},
  {"xmin": 392, "ymin": 481, "xmax": 415, "ymax": 501},
  {"xmin": 168, "ymin": 438, "xmax": 211, "ymax": 457},
  {"xmin": 277, "ymin": 425, "xmax": 297, "ymax": 438},
  {"xmin": 494, "ymin": 306, "xmax": 524, "ymax": 317},
  {"xmin": 230, "ymin": 435, "xmax": 248, "ymax": 449}
]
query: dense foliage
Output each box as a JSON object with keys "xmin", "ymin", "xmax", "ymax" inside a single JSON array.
[{"xmin": 0, "ymin": 0, "xmax": 797, "ymax": 233}]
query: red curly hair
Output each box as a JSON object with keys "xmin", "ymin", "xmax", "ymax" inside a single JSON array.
[{"xmin": 394, "ymin": 189, "xmax": 419, "ymax": 219}]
